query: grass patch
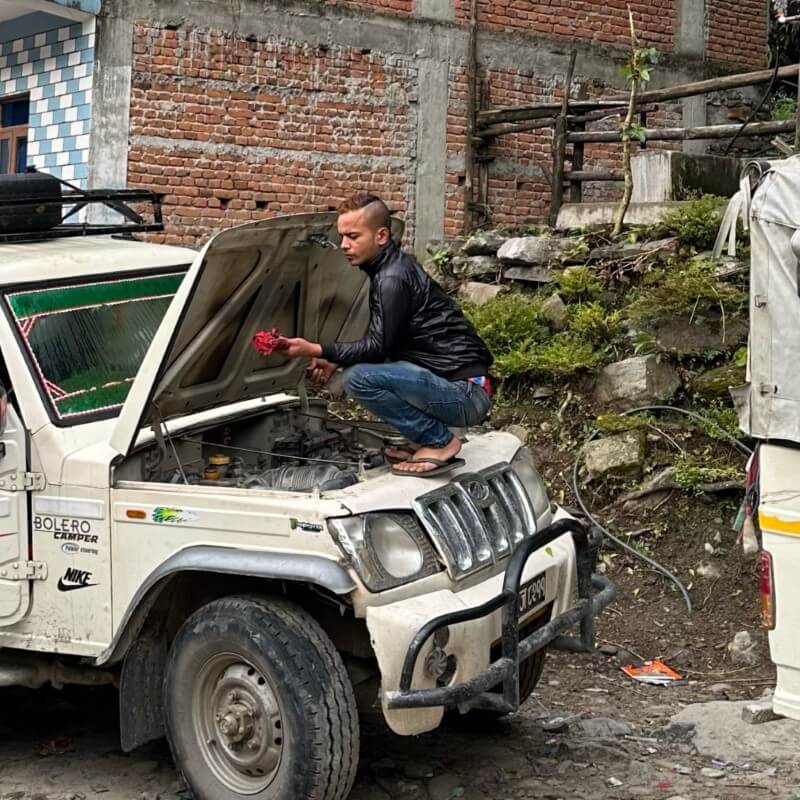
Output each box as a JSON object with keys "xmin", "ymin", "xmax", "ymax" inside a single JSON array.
[{"xmin": 673, "ymin": 450, "xmax": 742, "ymax": 491}]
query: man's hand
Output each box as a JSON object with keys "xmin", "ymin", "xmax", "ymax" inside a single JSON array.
[
  {"xmin": 277, "ymin": 338, "xmax": 323, "ymax": 359},
  {"xmin": 306, "ymin": 358, "xmax": 338, "ymax": 386}
]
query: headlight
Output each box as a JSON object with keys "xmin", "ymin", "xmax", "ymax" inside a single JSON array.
[
  {"xmin": 512, "ymin": 447, "xmax": 551, "ymax": 519},
  {"xmin": 328, "ymin": 512, "xmax": 440, "ymax": 591}
]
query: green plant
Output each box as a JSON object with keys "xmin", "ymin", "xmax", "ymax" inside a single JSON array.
[
  {"xmin": 568, "ymin": 302, "xmax": 623, "ymax": 345},
  {"xmin": 626, "ymin": 258, "xmax": 747, "ymax": 322},
  {"xmin": 659, "ymin": 195, "xmax": 729, "ymax": 251},
  {"xmin": 595, "ymin": 412, "xmax": 654, "ymax": 433},
  {"xmin": 527, "ymin": 334, "xmax": 600, "ymax": 378},
  {"xmin": 463, "ymin": 293, "xmax": 548, "ymax": 356},
  {"xmin": 770, "ymin": 93, "xmax": 797, "ymax": 122},
  {"xmin": 691, "ymin": 400, "xmax": 743, "ymax": 441},
  {"xmin": 673, "ymin": 450, "xmax": 742, "ymax": 491},
  {"xmin": 430, "ymin": 248, "xmax": 453, "ymax": 269},
  {"xmin": 556, "ymin": 266, "xmax": 603, "ymax": 300}
]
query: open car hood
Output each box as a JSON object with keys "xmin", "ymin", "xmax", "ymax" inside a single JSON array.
[{"xmin": 110, "ymin": 213, "xmax": 390, "ymax": 457}]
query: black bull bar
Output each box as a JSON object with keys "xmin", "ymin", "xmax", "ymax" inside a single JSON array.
[{"xmin": 385, "ymin": 518, "xmax": 615, "ymax": 714}]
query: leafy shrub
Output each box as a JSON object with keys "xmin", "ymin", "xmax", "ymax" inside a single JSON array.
[
  {"xmin": 771, "ymin": 94, "xmax": 797, "ymax": 122},
  {"xmin": 556, "ymin": 266, "xmax": 603, "ymax": 300},
  {"xmin": 691, "ymin": 401, "xmax": 743, "ymax": 442},
  {"xmin": 463, "ymin": 293, "xmax": 548, "ymax": 356},
  {"xmin": 626, "ymin": 258, "xmax": 746, "ymax": 322},
  {"xmin": 527, "ymin": 334, "xmax": 600, "ymax": 377},
  {"xmin": 569, "ymin": 302, "xmax": 623, "ymax": 346},
  {"xmin": 659, "ymin": 195, "xmax": 728, "ymax": 251},
  {"xmin": 673, "ymin": 450, "xmax": 742, "ymax": 491}
]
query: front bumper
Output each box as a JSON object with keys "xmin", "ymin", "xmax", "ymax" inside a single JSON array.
[{"xmin": 383, "ymin": 518, "xmax": 615, "ymax": 716}]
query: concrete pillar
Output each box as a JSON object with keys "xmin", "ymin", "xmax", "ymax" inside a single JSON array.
[
  {"xmin": 87, "ymin": 13, "xmax": 133, "ymax": 201},
  {"xmin": 414, "ymin": 0, "xmax": 455, "ymax": 22},
  {"xmin": 414, "ymin": 57, "xmax": 449, "ymax": 257},
  {"xmin": 675, "ymin": 0, "xmax": 707, "ymax": 154}
]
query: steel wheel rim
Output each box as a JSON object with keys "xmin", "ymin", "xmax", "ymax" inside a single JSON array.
[{"xmin": 192, "ymin": 651, "xmax": 285, "ymax": 794}]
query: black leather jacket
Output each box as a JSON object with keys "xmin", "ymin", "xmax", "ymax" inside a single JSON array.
[{"xmin": 321, "ymin": 242, "xmax": 493, "ymax": 381}]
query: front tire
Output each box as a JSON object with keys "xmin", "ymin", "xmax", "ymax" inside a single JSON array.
[{"xmin": 164, "ymin": 595, "xmax": 359, "ymax": 800}]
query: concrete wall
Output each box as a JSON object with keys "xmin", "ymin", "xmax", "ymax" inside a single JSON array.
[
  {"xmin": 96, "ymin": 0, "xmax": 770, "ymax": 250},
  {"xmin": 0, "ymin": 16, "xmax": 94, "ymax": 186}
]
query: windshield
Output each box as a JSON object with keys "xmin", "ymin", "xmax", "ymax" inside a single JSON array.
[{"xmin": 5, "ymin": 271, "xmax": 185, "ymax": 423}]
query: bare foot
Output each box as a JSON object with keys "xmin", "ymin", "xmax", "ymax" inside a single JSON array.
[{"xmin": 392, "ymin": 436, "xmax": 462, "ymax": 474}]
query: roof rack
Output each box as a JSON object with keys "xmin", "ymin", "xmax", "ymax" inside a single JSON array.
[{"xmin": 0, "ymin": 171, "xmax": 164, "ymax": 245}]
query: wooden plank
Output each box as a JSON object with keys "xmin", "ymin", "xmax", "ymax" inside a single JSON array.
[
  {"xmin": 567, "ymin": 119, "xmax": 796, "ymax": 143},
  {"xmin": 477, "ymin": 99, "xmax": 625, "ymax": 128},
  {"xmin": 548, "ymin": 50, "xmax": 577, "ymax": 228},
  {"xmin": 462, "ymin": 0, "xmax": 479, "ymax": 235}
]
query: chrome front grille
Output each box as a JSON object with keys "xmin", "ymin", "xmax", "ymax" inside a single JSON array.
[{"xmin": 413, "ymin": 462, "xmax": 537, "ymax": 580}]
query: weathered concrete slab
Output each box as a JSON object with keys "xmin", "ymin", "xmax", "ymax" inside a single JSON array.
[
  {"xmin": 557, "ymin": 201, "xmax": 690, "ymax": 230},
  {"xmin": 672, "ymin": 700, "xmax": 800, "ymax": 764},
  {"xmin": 631, "ymin": 151, "xmax": 742, "ymax": 203}
]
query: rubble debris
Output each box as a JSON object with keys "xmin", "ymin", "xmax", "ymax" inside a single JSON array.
[
  {"xmin": 729, "ymin": 630, "xmax": 759, "ymax": 667},
  {"xmin": 583, "ymin": 430, "xmax": 646, "ymax": 480},
  {"xmin": 742, "ymin": 700, "xmax": 781, "ymax": 725},
  {"xmin": 462, "ymin": 230, "xmax": 508, "ymax": 256},
  {"xmin": 541, "ymin": 293, "xmax": 568, "ymax": 330},
  {"xmin": 594, "ymin": 355, "xmax": 681, "ymax": 409},
  {"xmin": 459, "ymin": 281, "xmax": 504, "ymax": 305},
  {"xmin": 622, "ymin": 660, "xmax": 684, "ymax": 686}
]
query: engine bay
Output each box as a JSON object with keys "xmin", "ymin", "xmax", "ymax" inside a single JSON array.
[{"xmin": 114, "ymin": 403, "xmax": 398, "ymax": 493}]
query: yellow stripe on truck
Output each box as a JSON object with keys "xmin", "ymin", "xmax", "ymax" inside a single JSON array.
[{"xmin": 759, "ymin": 512, "xmax": 800, "ymax": 536}]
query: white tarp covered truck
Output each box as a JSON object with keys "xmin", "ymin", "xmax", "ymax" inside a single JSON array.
[{"xmin": 0, "ymin": 172, "xmax": 613, "ymax": 800}]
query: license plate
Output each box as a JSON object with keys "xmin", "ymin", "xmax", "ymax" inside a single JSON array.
[{"xmin": 518, "ymin": 571, "xmax": 547, "ymax": 618}]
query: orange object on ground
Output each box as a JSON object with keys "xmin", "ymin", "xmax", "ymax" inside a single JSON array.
[{"xmin": 621, "ymin": 659, "xmax": 684, "ymax": 685}]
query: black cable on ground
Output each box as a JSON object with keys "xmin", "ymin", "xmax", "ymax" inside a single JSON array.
[{"xmin": 572, "ymin": 405, "xmax": 753, "ymax": 614}]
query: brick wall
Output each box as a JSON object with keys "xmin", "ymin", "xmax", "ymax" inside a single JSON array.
[
  {"xmin": 128, "ymin": 22, "xmax": 417, "ymax": 246},
  {"xmin": 707, "ymin": 0, "xmax": 768, "ymax": 69},
  {"xmin": 122, "ymin": 1, "xmax": 771, "ymax": 247},
  {"xmin": 454, "ymin": 0, "xmax": 677, "ymax": 50}
]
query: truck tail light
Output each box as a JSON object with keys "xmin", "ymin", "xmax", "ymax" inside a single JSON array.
[{"xmin": 759, "ymin": 550, "xmax": 775, "ymax": 629}]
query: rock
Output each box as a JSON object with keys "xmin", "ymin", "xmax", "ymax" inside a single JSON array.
[
  {"xmin": 652, "ymin": 314, "xmax": 749, "ymax": 356},
  {"xmin": 533, "ymin": 385, "xmax": 555, "ymax": 399},
  {"xmin": 700, "ymin": 767, "xmax": 726, "ymax": 779},
  {"xmin": 599, "ymin": 643, "xmax": 618, "ymax": 656},
  {"xmin": 451, "ymin": 255, "xmax": 501, "ymax": 279},
  {"xmin": 588, "ymin": 237, "xmax": 679, "ymax": 263},
  {"xmin": 428, "ymin": 774, "xmax": 485, "ymax": 800},
  {"xmin": 541, "ymin": 293, "xmax": 568, "ymax": 330},
  {"xmin": 425, "ymin": 238, "xmax": 463, "ymax": 259},
  {"xmin": 458, "ymin": 282, "xmax": 503, "ymax": 305},
  {"xmin": 542, "ymin": 716, "xmax": 571, "ymax": 733},
  {"xmin": 462, "ymin": 229, "xmax": 508, "ymax": 256},
  {"xmin": 658, "ymin": 720, "xmax": 696, "ymax": 742},
  {"xmin": 498, "ymin": 235, "xmax": 583, "ymax": 266},
  {"xmin": 708, "ymin": 683, "xmax": 733, "ymax": 697},
  {"xmin": 742, "ymin": 700, "xmax": 781, "ymax": 725},
  {"xmin": 503, "ymin": 265, "xmax": 554, "ymax": 284},
  {"xmin": 578, "ymin": 717, "xmax": 633, "ymax": 738},
  {"xmin": 504, "ymin": 424, "xmax": 529, "ymax": 443},
  {"xmin": 693, "ymin": 362, "xmax": 746, "ymax": 399},
  {"xmin": 594, "ymin": 355, "xmax": 681, "ymax": 409},
  {"xmin": 697, "ymin": 561, "xmax": 721, "ymax": 580},
  {"xmin": 583, "ymin": 430, "xmax": 646, "ymax": 481},
  {"xmin": 403, "ymin": 762, "xmax": 435, "ymax": 780},
  {"xmin": 729, "ymin": 630, "xmax": 759, "ymax": 667}
]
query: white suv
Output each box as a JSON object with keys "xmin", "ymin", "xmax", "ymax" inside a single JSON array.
[{"xmin": 0, "ymin": 173, "xmax": 613, "ymax": 800}]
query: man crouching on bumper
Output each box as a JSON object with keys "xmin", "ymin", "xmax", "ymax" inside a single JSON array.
[{"xmin": 279, "ymin": 193, "xmax": 494, "ymax": 478}]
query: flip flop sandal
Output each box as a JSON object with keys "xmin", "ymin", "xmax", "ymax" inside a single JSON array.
[
  {"xmin": 383, "ymin": 446, "xmax": 419, "ymax": 464},
  {"xmin": 391, "ymin": 456, "xmax": 466, "ymax": 478}
]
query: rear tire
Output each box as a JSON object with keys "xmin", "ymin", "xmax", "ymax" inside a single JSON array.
[{"xmin": 163, "ymin": 595, "xmax": 359, "ymax": 800}]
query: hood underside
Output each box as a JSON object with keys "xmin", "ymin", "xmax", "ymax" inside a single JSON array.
[{"xmin": 111, "ymin": 213, "xmax": 400, "ymax": 456}]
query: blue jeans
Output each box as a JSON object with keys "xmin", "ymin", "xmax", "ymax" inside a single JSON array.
[{"xmin": 342, "ymin": 361, "xmax": 492, "ymax": 448}]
